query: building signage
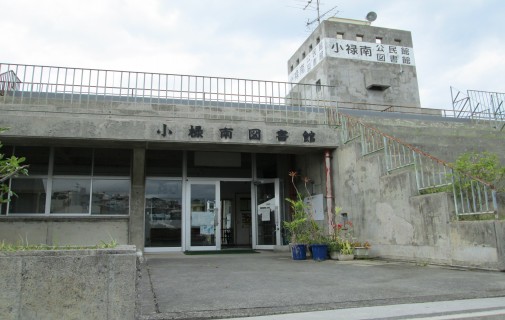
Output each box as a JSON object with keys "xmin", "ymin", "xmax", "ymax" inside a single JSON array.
[
  {"xmin": 289, "ymin": 38, "xmax": 415, "ymax": 83},
  {"xmin": 156, "ymin": 125, "xmax": 317, "ymax": 143}
]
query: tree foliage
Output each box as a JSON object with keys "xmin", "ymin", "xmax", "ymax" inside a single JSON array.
[{"xmin": 452, "ymin": 151, "xmax": 505, "ymax": 192}]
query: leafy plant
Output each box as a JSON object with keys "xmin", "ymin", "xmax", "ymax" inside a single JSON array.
[
  {"xmin": 284, "ymin": 171, "xmax": 325, "ymax": 245},
  {"xmin": 0, "ymin": 128, "xmax": 29, "ymax": 203},
  {"xmin": 451, "ymin": 151, "xmax": 505, "ymax": 192},
  {"xmin": 339, "ymin": 239, "xmax": 354, "ymax": 255}
]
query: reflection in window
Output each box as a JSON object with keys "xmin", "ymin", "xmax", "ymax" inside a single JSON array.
[
  {"xmin": 8, "ymin": 178, "xmax": 47, "ymax": 214},
  {"xmin": 51, "ymin": 178, "xmax": 91, "ymax": 214},
  {"xmin": 145, "ymin": 180, "xmax": 183, "ymax": 247},
  {"xmin": 91, "ymin": 179, "xmax": 130, "ymax": 215}
]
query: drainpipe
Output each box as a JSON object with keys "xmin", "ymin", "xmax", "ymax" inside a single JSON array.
[{"xmin": 324, "ymin": 150, "xmax": 334, "ymax": 235}]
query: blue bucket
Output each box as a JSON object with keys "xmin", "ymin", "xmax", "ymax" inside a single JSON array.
[
  {"xmin": 310, "ymin": 244, "xmax": 328, "ymax": 261},
  {"xmin": 291, "ymin": 244, "xmax": 307, "ymax": 260}
]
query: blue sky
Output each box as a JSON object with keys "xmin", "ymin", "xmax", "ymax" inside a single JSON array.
[{"xmin": 1, "ymin": 0, "xmax": 504, "ymax": 109}]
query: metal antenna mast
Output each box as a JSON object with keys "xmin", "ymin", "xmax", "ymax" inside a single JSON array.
[{"xmin": 304, "ymin": 1, "xmax": 338, "ymax": 28}]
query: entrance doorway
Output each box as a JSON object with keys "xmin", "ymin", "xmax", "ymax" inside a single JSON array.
[
  {"xmin": 184, "ymin": 180, "xmax": 253, "ymax": 251},
  {"xmin": 253, "ymin": 179, "xmax": 281, "ymax": 250},
  {"xmin": 146, "ymin": 178, "xmax": 283, "ymax": 252}
]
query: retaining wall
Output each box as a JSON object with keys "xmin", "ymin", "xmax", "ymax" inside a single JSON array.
[
  {"xmin": 0, "ymin": 245, "xmax": 137, "ymax": 320},
  {"xmin": 329, "ymin": 141, "xmax": 505, "ymax": 270}
]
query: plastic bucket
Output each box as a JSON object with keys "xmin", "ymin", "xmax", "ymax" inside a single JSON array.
[
  {"xmin": 310, "ymin": 244, "xmax": 328, "ymax": 261},
  {"xmin": 291, "ymin": 244, "xmax": 307, "ymax": 260}
]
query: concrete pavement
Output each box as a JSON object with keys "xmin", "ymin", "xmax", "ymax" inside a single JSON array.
[{"xmin": 138, "ymin": 251, "xmax": 505, "ymax": 319}]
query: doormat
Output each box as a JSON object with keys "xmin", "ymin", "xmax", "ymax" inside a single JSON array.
[{"xmin": 184, "ymin": 249, "xmax": 259, "ymax": 255}]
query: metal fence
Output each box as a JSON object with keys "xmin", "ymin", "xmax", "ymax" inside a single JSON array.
[
  {"xmin": 0, "ymin": 63, "xmax": 337, "ymax": 125},
  {"xmin": 450, "ymin": 87, "xmax": 505, "ymax": 131},
  {"xmin": 337, "ymin": 112, "xmax": 499, "ymax": 217}
]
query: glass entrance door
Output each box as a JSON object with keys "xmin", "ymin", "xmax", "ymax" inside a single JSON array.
[
  {"xmin": 186, "ymin": 181, "xmax": 220, "ymax": 250},
  {"xmin": 253, "ymin": 179, "xmax": 281, "ymax": 249}
]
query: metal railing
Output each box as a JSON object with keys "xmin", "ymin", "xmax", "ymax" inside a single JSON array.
[
  {"xmin": 0, "ymin": 63, "xmax": 338, "ymax": 125},
  {"xmin": 451, "ymin": 86, "xmax": 505, "ymax": 131},
  {"xmin": 336, "ymin": 112, "xmax": 499, "ymax": 217}
]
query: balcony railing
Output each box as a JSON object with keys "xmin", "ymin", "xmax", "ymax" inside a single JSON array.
[{"xmin": 0, "ymin": 63, "xmax": 338, "ymax": 125}]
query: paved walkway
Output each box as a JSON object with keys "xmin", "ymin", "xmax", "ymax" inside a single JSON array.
[{"xmin": 138, "ymin": 251, "xmax": 505, "ymax": 319}]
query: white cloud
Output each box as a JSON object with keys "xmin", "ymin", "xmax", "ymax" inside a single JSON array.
[{"xmin": 1, "ymin": 0, "xmax": 503, "ymax": 110}]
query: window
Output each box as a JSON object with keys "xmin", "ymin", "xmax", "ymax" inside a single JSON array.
[
  {"xmin": 356, "ymin": 34, "xmax": 363, "ymax": 42},
  {"xmin": 290, "ymin": 65, "xmax": 294, "ymax": 72},
  {"xmin": 394, "ymin": 38, "xmax": 401, "ymax": 45},
  {"xmin": 14, "ymin": 146, "xmax": 49, "ymax": 175},
  {"xmin": 6, "ymin": 146, "xmax": 131, "ymax": 215},
  {"xmin": 316, "ymin": 79, "xmax": 322, "ymax": 92},
  {"xmin": 91, "ymin": 179, "xmax": 130, "ymax": 215},
  {"xmin": 316, "ymin": 37, "xmax": 320, "ymax": 44},
  {"xmin": 187, "ymin": 151, "xmax": 251, "ymax": 178},
  {"xmin": 51, "ymin": 178, "xmax": 91, "ymax": 214},
  {"xmin": 53, "ymin": 147, "xmax": 92, "ymax": 175},
  {"xmin": 336, "ymin": 32, "xmax": 344, "ymax": 39},
  {"xmin": 8, "ymin": 178, "xmax": 47, "ymax": 214},
  {"xmin": 375, "ymin": 37, "xmax": 382, "ymax": 44},
  {"xmin": 302, "ymin": 52, "xmax": 306, "ymax": 59},
  {"xmin": 146, "ymin": 150, "xmax": 182, "ymax": 177},
  {"xmin": 309, "ymin": 44, "xmax": 313, "ymax": 52},
  {"xmin": 145, "ymin": 180, "xmax": 183, "ymax": 247}
]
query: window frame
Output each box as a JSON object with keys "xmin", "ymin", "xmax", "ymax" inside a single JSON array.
[{"xmin": 3, "ymin": 147, "xmax": 132, "ymax": 217}]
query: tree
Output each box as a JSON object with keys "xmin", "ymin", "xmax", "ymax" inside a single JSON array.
[{"xmin": 0, "ymin": 128, "xmax": 28, "ymax": 203}]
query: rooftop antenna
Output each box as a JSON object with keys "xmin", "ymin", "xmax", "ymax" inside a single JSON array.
[
  {"xmin": 365, "ymin": 11, "xmax": 377, "ymax": 23},
  {"xmin": 305, "ymin": 1, "xmax": 339, "ymax": 28}
]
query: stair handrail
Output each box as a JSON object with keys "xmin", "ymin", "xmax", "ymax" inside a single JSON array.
[{"xmin": 336, "ymin": 112, "xmax": 499, "ymax": 217}]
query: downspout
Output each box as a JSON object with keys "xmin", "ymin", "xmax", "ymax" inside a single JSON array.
[{"xmin": 324, "ymin": 150, "xmax": 334, "ymax": 235}]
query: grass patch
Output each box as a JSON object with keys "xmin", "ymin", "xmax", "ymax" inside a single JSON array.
[
  {"xmin": 0, "ymin": 238, "xmax": 118, "ymax": 252},
  {"xmin": 457, "ymin": 213, "xmax": 505, "ymax": 221}
]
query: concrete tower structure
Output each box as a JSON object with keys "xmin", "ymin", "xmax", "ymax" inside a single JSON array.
[{"xmin": 287, "ymin": 17, "xmax": 421, "ymax": 110}]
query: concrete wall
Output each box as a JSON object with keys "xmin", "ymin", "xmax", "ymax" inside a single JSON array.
[
  {"xmin": 331, "ymin": 141, "xmax": 505, "ymax": 270},
  {"xmin": 359, "ymin": 115, "xmax": 505, "ymax": 163},
  {"xmin": 0, "ymin": 246, "xmax": 137, "ymax": 320},
  {"xmin": 288, "ymin": 19, "xmax": 421, "ymax": 108},
  {"xmin": 0, "ymin": 218, "xmax": 129, "ymax": 247},
  {"xmin": 0, "ymin": 100, "xmax": 339, "ymax": 154}
]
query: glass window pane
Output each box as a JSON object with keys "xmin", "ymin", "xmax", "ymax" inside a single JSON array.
[
  {"xmin": 187, "ymin": 152, "xmax": 251, "ymax": 178},
  {"xmin": 94, "ymin": 149, "xmax": 131, "ymax": 176},
  {"xmin": 53, "ymin": 147, "xmax": 92, "ymax": 175},
  {"xmin": 190, "ymin": 184, "xmax": 216, "ymax": 247},
  {"xmin": 13, "ymin": 146, "xmax": 50, "ymax": 175},
  {"xmin": 256, "ymin": 182, "xmax": 276, "ymax": 245},
  {"xmin": 91, "ymin": 179, "xmax": 130, "ymax": 215},
  {"xmin": 51, "ymin": 178, "xmax": 91, "ymax": 214},
  {"xmin": 145, "ymin": 180, "xmax": 183, "ymax": 247},
  {"xmin": 8, "ymin": 178, "xmax": 47, "ymax": 214},
  {"xmin": 256, "ymin": 153, "xmax": 277, "ymax": 178},
  {"xmin": 146, "ymin": 150, "xmax": 183, "ymax": 177},
  {"xmin": 1, "ymin": 145, "xmax": 13, "ymax": 157}
]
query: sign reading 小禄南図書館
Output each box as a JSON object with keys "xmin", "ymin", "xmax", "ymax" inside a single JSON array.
[{"xmin": 288, "ymin": 38, "xmax": 415, "ymax": 83}]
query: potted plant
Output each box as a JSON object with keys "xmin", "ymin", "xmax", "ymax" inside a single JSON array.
[
  {"xmin": 353, "ymin": 241, "xmax": 371, "ymax": 259},
  {"xmin": 283, "ymin": 203, "xmax": 310, "ymax": 260},
  {"xmin": 284, "ymin": 171, "xmax": 312, "ymax": 260},
  {"xmin": 337, "ymin": 239, "xmax": 355, "ymax": 261},
  {"xmin": 307, "ymin": 224, "xmax": 329, "ymax": 261},
  {"xmin": 328, "ymin": 239, "xmax": 342, "ymax": 260}
]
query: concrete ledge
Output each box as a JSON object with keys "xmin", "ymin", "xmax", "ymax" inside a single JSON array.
[{"xmin": 0, "ymin": 245, "xmax": 137, "ymax": 320}]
